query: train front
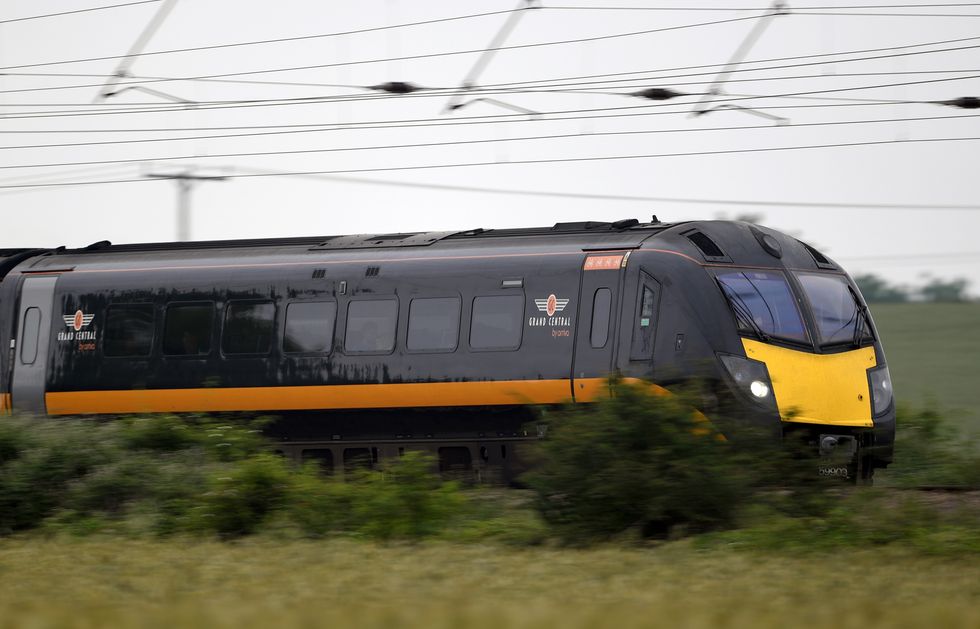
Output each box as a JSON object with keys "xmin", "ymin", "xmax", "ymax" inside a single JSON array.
[{"xmin": 678, "ymin": 222, "xmax": 895, "ymax": 480}]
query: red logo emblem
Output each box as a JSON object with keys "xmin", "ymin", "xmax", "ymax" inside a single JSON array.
[
  {"xmin": 546, "ymin": 294, "xmax": 557, "ymax": 317},
  {"xmin": 62, "ymin": 310, "xmax": 95, "ymax": 331}
]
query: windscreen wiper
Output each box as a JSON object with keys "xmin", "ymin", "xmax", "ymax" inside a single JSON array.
[
  {"xmin": 847, "ymin": 284, "xmax": 872, "ymax": 347},
  {"xmin": 717, "ymin": 280, "xmax": 771, "ymax": 342}
]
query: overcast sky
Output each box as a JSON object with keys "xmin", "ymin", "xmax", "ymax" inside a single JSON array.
[{"xmin": 1, "ymin": 0, "xmax": 978, "ymax": 294}]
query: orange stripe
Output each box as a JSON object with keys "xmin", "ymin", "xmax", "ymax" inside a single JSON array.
[
  {"xmin": 45, "ymin": 379, "xmax": 585, "ymax": 415},
  {"xmin": 0, "ymin": 393, "xmax": 9, "ymax": 415}
]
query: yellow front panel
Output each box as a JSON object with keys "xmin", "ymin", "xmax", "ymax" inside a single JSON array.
[{"xmin": 741, "ymin": 339, "xmax": 877, "ymax": 427}]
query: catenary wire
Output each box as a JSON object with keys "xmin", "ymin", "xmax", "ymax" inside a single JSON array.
[
  {"xmin": 6, "ymin": 160, "xmax": 978, "ymax": 212},
  {"xmin": 3, "ymin": 39, "xmax": 978, "ymax": 105},
  {"xmin": 0, "ymin": 0, "xmax": 161, "ymax": 25},
  {"xmin": 0, "ymin": 113, "xmax": 975, "ymax": 166},
  {"xmin": 8, "ymin": 68, "xmax": 980, "ymax": 108},
  {"xmin": 6, "ymin": 34, "xmax": 980, "ymax": 96},
  {"xmin": 0, "ymin": 13, "xmax": 760, "ymax": 74},
  {"xmin": 3, "ymin": 33, "xmax": 978, "ymax": 99},
  {"xmin": 0, "ymin": 102, "xmax": 932, "ymax": 139},
  {"xmin": 1, "ymin": 136, "xmax": 978, "ymax": 190},
  {"xmin": 0, "ymin": 7, "xmax": 521, "ymax": 71},
  {"xmin": 214, "ymin": 165, "xmax": 980, "ymax": 211},
  {"xmin": 1, "ymin": 73, "xmax": 976, "ymax": 121},
  {"xmin": 546, "ymin": 4, "xmax": 980, "ymax": 10}
]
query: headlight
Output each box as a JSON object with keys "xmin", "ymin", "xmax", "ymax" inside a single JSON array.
[
  {"xmin": 718, "ymin": 353, "xmax": 777, "ymax": 411},
  {"xmin": 868, "ymin": 365, "xmax": 893, "ymax": 416},
  {"xmin": 749, "ymin": 380, "xmax": 770, "ymax": 398}
]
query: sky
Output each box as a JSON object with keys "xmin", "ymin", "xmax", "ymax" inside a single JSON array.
[{"xmin": 1, "ymin": 0, "xmax": 978, "ymax": 295}]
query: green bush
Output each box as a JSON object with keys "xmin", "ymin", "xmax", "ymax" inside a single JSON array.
[
  {"xmin": 878, "ymin": 403, "xmax": 980, "ymax": 488},
  {"xmin": 0, "ymin": 419, "xmax": 121, "ymax": 534},
  {"xmin": 525, "ymin": 380, "xmax": 753, "ymax": 542},
  {"xmin": 289, "ymin": 452, "xmax": 467, "ymax": 541},
  {"xmin": 192, "ymin": 453, "xmax": 293, "ymax": 538},
  {"xmin": 287, "ymin": 464, "xmax": 357, "ymax": 537},
  {"xmin": 349, "ymin": 451, "xmax": 466, "ymax": 540}
]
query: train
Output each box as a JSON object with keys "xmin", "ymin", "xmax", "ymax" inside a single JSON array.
[{"xmin": 0, "ymin": 217, "xmax": 894, "ymax": 481}]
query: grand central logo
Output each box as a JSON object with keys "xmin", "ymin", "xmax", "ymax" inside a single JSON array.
[
  {"xmin": 529, "ymin": 294, "xmax": 572, "ymax": 337},
  {"xmin": 57, "ymin": 310, "xmax": 97, "ymax": 348}
]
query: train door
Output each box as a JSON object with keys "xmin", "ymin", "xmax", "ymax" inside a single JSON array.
[
  {"xmin": 11, "ymin": 275, "xmax": 58, "ymax": 414},
  {"xmin": 571, "ymin": 252, "xmax": 626, "ymax": 400}
]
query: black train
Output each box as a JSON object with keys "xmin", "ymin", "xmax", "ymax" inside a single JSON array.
[{"xmin": 0, "ymin": 218, "xmax": 895, "ymax": 480}]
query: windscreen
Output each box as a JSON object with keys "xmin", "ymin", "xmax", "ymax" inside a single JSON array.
[
  {"xmin": 716, "ymin": 270, "xmax": 808, "ymax": 343},
  {"xmin": 795, "ymin": 273, "xmax": 873, "ymax": 346}
]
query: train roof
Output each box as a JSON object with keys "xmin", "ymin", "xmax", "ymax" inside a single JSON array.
[
  {"xmin": 5, "ymin": 217, "xmax": 842, "ymax": 277},
  {"xmin": 49, "ymin": 217, "xmax": 672, "ymax": 256}
]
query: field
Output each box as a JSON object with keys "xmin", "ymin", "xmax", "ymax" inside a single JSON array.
[
  {"xmin": 1, "ymin": 539, "xmax": 979, "ymax": 629},
  {"xmin": 870, "ymin": 303, "xmax": 980, "ymax": 432}
]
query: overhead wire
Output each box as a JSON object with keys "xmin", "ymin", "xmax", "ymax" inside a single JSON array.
[
  {"xmin": 0, "ymin": 113, "xmax": 976, "ymax": 168},
  {"xmin": 0, "ymin": 102, "xmax": 931, "ymax": 139},
  {"xmin": 3, "ymin": 32, "xmax": 979, "ymax": 99},
  {"xmin": 0, "ymin": 7, "xmax": 520, "ymax": 72},
  {"xmin": 2, "ymin": 39, "xmax": 978, "ymax": 109},
  {"xmin": 6, "ymin": 68, "xmax": 980, "ymax": 109},
  {"xmin": 201, "ymin": 165, "xmax": 980, "ymax": 211},
  {"xmin": 0, "ymin": 13, "xmax": 761, "ymax": 74},
  {"xmin": 0, "ymin": 1, "xmax": 161, "ymax": 25},
  {"xmin": 6, "ymin": 33, "xmax": 980, "ymax": 97},
  {"xmin": 2, "ymin": 136, "xmax": 979, "ymax": 190},
  {"xmin": 1, "ymin": 73, "xmax": 976, "ymax": 121},
  {"xmin": 546, "ymin": 4, "xmax": 980, "ymax": 10}
]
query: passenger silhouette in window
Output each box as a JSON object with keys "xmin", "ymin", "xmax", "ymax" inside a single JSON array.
[{"xmin": 182, "ymin": 331, "xmax": 201, "ymax": 355}]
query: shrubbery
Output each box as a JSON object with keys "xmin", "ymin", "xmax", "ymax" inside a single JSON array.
[
  {"xmin": 525, "ymin": 380, "xmax": 980, "ymax": 546},
  {"xmin": 0, "ymin": 388, "xmax": 976, "ymax": 550},
  {"xmin": 0, "ymin": 415, "xmax": 469, "ymax": 540},
  {"xmin": 524, "ymin": 380, "xmax": 755, "ymax": 542},
  {"xmin": 877, "ymin": 404, "xmax": 980, "ymax": 488}
]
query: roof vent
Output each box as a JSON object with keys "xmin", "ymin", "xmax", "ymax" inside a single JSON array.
[
  {"xmin": 800, "ymin": 241, "xmax": 836, "ymax": 269},
  {"xmin": 684, "ymin": 230, "xmax": 729, "ymax": 262},
  {"xmin": 311, "ymin": 268, "xmax": 326, "ymax": 279},
  {"xmin": 365, "ymin": 266, "xmax": 380, "ymax": 277},
  {"xmin": 612, "ymin": 218, "xmax": 640, "ymax": 229}
]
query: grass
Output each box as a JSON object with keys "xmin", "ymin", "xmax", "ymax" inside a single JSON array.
[
  {"xmin": 0, "ymin": 539, "xmax": 978, "ymax": 629},
  {"xmin": 870, "ymin": 302, "xmax": 980, "ymax": 432}
]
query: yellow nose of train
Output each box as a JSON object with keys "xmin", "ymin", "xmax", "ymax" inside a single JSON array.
[{"xmin": 741, "ymin": 339, "xmax": 877, "ymax": 428}]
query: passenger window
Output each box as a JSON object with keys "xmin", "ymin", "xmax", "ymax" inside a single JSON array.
[
  {"xmin": 222, "ymin": 302, "xmax": 275, "ymax": 355},
  {"xmin": 345, "ymin": 299, "xmax": 398, "ymax": 353},
  {"xmin": 470, "ymin": 295, "xmax": 523, "ymax": 350},
  {"xmin": 630, "ymin": 276, "xmax": 660, "ymax": 361},
  {"xmin": 590, "ymin": 288, "xmax": 612, "ymax": 349},
  {"xmin": 407, "ymin": 297, "xmax": 460, "ymax": 351},
  {"xmin": 162, "ymin": 303, "xmax": 214, "ymax": 356},
  {"xmin": 104, "ymin": 304, "xmax": 155, "ymax": 357},
  {"xmin": 20, "ymin": 307, "xmax": 40, "ymax": 364},
  {"xmin": 284, "ymin": 301, "xmax": 336, "ymax": 354}
]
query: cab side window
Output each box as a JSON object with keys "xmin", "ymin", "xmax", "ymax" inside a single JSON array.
[
  {"xmin": 163, "ymin": 303, "xmax": 214, "ymax": 356},
  {"xmin": 630, "ymin": 275, "xmax": 660, "ymax": 360}
]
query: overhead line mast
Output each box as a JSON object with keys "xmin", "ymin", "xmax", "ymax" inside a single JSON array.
[{"xmin": 144, "ymin": 169, "xmax": 226, "ymax": 241}]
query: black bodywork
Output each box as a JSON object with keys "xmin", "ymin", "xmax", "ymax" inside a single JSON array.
[{"xmin": 0, "ymin": 220, "xmax": 896, "ymax": 478}]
